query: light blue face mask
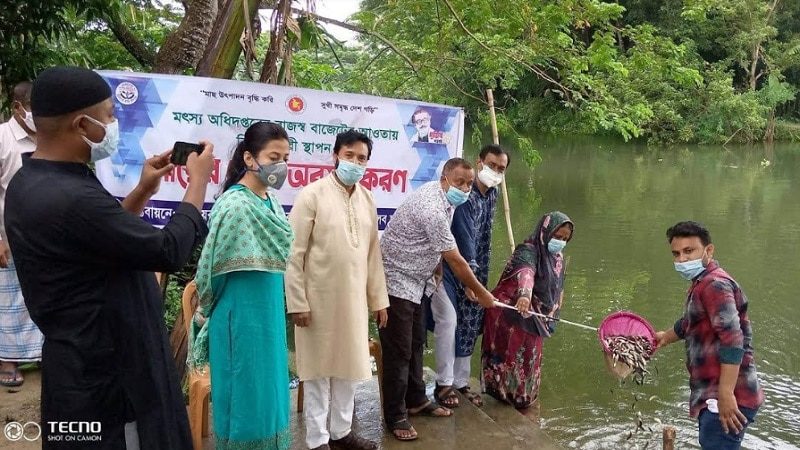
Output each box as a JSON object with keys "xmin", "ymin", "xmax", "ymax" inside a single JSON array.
[
  {"xmin": 548, "ymin": 238, "xmax": 567, "ymax": 254},
  {"xmin": 674, "ymin": 258, "xmax": 706, "ymax": 281},
  {"xmin": 445, "ymin": 183, "xmax": 469, "ymax": 206},
  {"xmin": 81, "ymin": 115, "xmax": 119, "ymax": 162},
  {"xmin": 336, "ymin": 159, "xmax": 366, "ymax": 186}
]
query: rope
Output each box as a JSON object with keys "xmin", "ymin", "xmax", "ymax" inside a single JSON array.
[{"xmin": 492, "ymin": 301, "xmax": 598, "ymax": 332}]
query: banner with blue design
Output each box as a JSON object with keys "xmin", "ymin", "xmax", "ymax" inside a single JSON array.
[{"xmin": 94, "ymin": 71, "xmax": 464, "ymax": 229}]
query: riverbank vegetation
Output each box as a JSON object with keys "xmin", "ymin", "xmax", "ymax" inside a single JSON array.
[{"xmin": 2, "ymin": 0, "xmax": 798, "ymax": 144}]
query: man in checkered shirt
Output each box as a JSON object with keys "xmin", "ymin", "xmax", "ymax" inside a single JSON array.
[{"xmin": 655, "ymin": 221, "xmax": 764, "ymax": 450}]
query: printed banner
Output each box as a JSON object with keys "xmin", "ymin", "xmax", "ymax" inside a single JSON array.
[{"xmin": 95, "ymin": 71, "xmax": 465, "ymax": 229}]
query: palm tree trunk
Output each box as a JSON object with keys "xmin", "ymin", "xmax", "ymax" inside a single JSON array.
[
  {"xmin": 153, "ymin": 0, "xmax": 220, "ymax": 74},
  {"xmin": 196, "ymin": 0, "xmax": 265, "ymax": 78}
]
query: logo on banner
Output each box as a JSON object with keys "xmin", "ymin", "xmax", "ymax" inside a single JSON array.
[
  {"xmin": 286, "ymin": 96, "xmax": 305, "ymax": 114},
  {"xmin": 115, "ymin": 82, "xmax": 139, "ymax": 105}
]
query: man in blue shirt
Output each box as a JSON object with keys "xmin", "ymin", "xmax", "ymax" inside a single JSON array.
[{"xmin": 430, "ymin": 145, "xmax": 509, "ymax": 408}]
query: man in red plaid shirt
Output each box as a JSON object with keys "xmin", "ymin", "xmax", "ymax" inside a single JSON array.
[{"xmin": 655, "ymin": 221, "xmax": 764, "ymax": 450}]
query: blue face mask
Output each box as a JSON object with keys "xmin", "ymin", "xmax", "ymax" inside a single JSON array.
[
  {"xmin": 674, "ymin": 258, "xmax": 706, "ymax": 281},
  {"xmin": 335, "ymin": 159, "xmax": 366, "ymax": 186},
  {"xmin": 548, "ymin": 238, "xmax": 567, "ymax": 254},
  {"xmin": 445, "ymin": 182, "xmax": 469, "ymax": 206}
]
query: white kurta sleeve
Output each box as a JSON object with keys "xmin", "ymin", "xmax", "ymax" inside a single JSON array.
[
  {"xmin": 0, "ymin": 126, "xmax": 23, "ymax": 241},
  {"xmin": 365, "ymin": 194, "xmax": 389, "ymax": 312},
  {"xmin": 285, "ymin": 188, "xmax": 315, "ymax": 314}
]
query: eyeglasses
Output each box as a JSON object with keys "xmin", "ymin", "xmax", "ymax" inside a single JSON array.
[{"xmin": 413, "ymin": 117, "xmax": 431, "ymax": 125}]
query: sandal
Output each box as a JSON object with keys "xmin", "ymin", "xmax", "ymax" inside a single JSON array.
[
  {"xmin": 457, "ymin": 386, "xmax": 483, "ymax": 407},
  {"xmin": 0, "ymin": 369, "xmax": 24, "ymax": 387},
  {"xmin": 387, "ymin": 419, "xmax": 418, "ymax": 441},
  {"xmin": 434, "ymin": 384, "xmax": 459, "ymax": 408},
  {"xmin": 408, "ymin": 400, "xmax": 452, "ymax": 417}
]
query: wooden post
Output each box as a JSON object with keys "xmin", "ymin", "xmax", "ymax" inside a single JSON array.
[
  {"xmin": 662, "ymin": 426, "xmax": 676, "ymax": 450},
  {"xmin": 369, "ymin": 339, "xmax": 384, "ymax": 407},
  {"xmin": 297, "ymin": 380, "xmax": 304, "ymax": 413},
  {"xmin": 485, "ymin": 88, "xmax": 515, "ymax": 252}
]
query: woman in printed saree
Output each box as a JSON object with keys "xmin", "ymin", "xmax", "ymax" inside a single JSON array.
[
  {"xmin": 190, "ymin": 122, "xmax": 295, "ymax": 450},
  {"xmin": 482, "ymin": 211, "xmax": 574, "ymax": 409}
]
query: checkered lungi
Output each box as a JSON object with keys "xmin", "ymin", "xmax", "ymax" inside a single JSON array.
[{"xmin": 0, "ymin": 259, "xmax": 42, "ymax": 362}]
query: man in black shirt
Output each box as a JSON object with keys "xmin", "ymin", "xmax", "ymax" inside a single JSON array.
[{"xmin": 5, "ymin": 66, "xmax": 214, "ymax": 449}]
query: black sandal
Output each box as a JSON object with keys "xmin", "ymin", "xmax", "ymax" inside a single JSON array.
[
  {"xmin": 408, "ymin": 400, "xmax": 452, "ymax": 417},
  {"xmin": 434, "ymin": 384, "xmax": 460, "ymax": 408},
  {"xmin": 387, "ymin": 419, "xmax": 418, "ymax": 441},
  {"xmin": 457, "ymin": 386, "xmax": 483, "ymax": 407}
]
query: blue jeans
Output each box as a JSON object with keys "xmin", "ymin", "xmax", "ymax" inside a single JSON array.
[{"xmin": 698, "ymin": 406, "xmax": 758, "ymax": 450}]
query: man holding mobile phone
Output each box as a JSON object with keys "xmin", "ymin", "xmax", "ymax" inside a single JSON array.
[
  {"xmin": 170, "ymin": 142, "xmax": 204, "ymax": 166},
  {"xmin": 5, "ymin": 66, "xmax": 214, "ymax": 449}
]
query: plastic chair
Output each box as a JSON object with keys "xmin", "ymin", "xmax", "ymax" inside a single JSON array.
[
  {"xmin": 296, "ymin": 339, "xmax": 383, "ymax": 412},
  {"xmin": 182, "ymin": 281, "xmax": 211, "ymax": 450}
]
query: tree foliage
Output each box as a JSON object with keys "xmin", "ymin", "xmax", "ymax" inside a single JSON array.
[
  {"xmin": 3, "ymin": 0, "xmax": 800, "ymax": 144},
  {"xmin": 347, "ymin": 0, "xmax": 800, "ymax": 144},
  {"xmin": 0, "ymin": 1, "xmax": 116, "ymax": 95}
]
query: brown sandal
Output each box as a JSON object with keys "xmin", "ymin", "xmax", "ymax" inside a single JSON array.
[
  {"xmin": 387, "ymin": 419, "xmax": 418, "ymax": 441},
  {"xmin": 330, "ymin": 432, "xmax": 378, "ymax": 449},
  {"xmin": 457, "ymin": 386, "xmax": 483, "ymax": 407},
  {"xmin": 434, "ymin": 384, "xmax": 460, "ymax": 408},
  {"xmin": 408, "ymin": 400, "xmax": 452, "ymax": 417}
]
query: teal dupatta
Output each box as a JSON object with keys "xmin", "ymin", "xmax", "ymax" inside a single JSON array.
[{"xmin": 189, "ymin": 184, "xmax": 294, "ymax": 368}]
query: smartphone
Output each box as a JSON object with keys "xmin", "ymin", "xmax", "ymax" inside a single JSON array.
[{"xmin": 170, "ymin": 141, "xmax": 203, "ymax": 165}]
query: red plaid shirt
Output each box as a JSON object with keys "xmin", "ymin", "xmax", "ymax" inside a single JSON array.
[{"xmin": 673, "ymin": 260, "xmax": 765, "ymax": 417}]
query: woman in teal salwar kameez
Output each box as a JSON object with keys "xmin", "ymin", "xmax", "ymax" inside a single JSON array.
[{"xmin": 190, "ymin": 122, "xmax": 294, "ymax": 450}]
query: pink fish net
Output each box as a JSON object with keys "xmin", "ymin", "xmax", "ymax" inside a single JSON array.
[{"xmin": 598, "ymin": 311, "xmax": 657, "ymax": 356}]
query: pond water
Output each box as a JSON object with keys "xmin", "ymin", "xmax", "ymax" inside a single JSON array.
[{"xmin": 474, "ymin": 137, "xmax": 800, "ymax": 449}]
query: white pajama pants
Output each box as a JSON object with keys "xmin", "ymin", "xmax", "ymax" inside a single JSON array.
[
  {"xmin": 303, "ymin": 377, "xmax": 358, "ymax": 448},
  {"xmin": 453, "ymin": 355, "xmax": 472, "ymax": 390},
  {"xmin": 430, "ymin": 283, "xmax": 457, "ymax": 386}
]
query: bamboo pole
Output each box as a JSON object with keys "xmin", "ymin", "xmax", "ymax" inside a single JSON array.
[
  {"xmin": 662, "ymin": 426, "xmax": 676, "ymax": 450},
  {"xmin": 486, "ymin": 89, "xmax": 515, "ymax": 252}
]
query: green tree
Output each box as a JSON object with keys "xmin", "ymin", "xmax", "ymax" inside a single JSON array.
[
  {"xmin": 0, "ymin": 0, "xmax": 118, "ymax": 99},
  {"xmin": 347, "ymin": 0, "xmax": 800, "ymax": 144},
  {"xmin": 622, "ymin": 0, "xmax": 800, "ymax": 123},
  {"xmin": 6, "ymin": 0, "xmax": 800, "ymax": 143}
]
